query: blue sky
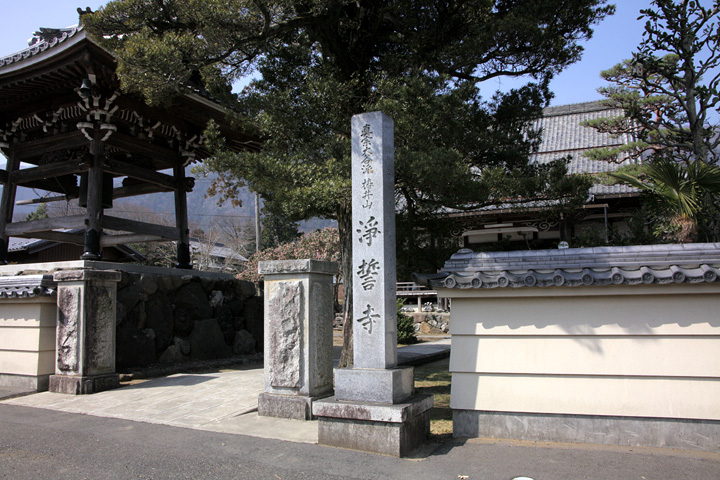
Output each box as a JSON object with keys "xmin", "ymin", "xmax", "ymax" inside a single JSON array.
[{"xmin": 0, "ymin": 1, "xmax": 655, "ymax": 106}]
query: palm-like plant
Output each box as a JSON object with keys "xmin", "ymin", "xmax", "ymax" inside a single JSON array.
[{"xmin": 610, "ymin": 158, "xmax": 720, "ymax": 242}]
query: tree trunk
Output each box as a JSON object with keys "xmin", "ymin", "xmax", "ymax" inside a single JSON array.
[{"xmin": 337, "ymin": 205, "xmax": 354, "ymax": 368}]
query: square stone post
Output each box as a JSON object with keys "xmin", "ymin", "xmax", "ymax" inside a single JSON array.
[
  {"xmin": 257, "ymin": 259, "xmax": 337, "ymax": 420},
  {"xmin": 313, "ymin": 112, "xmax": 433, "ymax": 457},
  {"xmin": 49, "ymin": 269, "xmax": 121, "ymax": 394}
]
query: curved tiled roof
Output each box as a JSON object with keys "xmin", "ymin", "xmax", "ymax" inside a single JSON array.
[
  {"xmin": 413, "ymin": 243, "xmax": 720, "ymax": 289},
  {"xmin": 0, "ymin": 274, "xmax": 56, "ymax": 298},
  {"xmin": 0, "ymin": 26, "xmax": 83, "ymax": 69},
  {"xmin": 0, "ymin": 24, "xmax": 236, "ymax": 113},
  {"xmin": 531, "ymin": 101, "xmax": 638, "ymax": 197}
]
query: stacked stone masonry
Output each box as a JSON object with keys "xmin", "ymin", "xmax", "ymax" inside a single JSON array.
[
  {"xmin": 115, "ymin": 271, "xmax": 262, "ymax": 369},
  {"xmin": 0, "ymin": 261, "xmax": 263, "ymax": 392}
]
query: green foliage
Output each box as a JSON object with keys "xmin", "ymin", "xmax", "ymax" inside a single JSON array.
[
  {"xmin": 396, "ymin": 299, "xmax": 417, "ymax": 345},
  {"xmin": 24, "ymin": 204, "xmax": 48, "ymax": 222},
  {"xmin": 571, "ymin": 206, "xmax": 659, "ymax": 247},
  {"xmin": 582, "ymin": 0, "xmax": 720, "ymax": 241},
  {"xmin": 608, "ymin": 156, "xmax": 720, "ymax": 242},
  {"xmin": 86, "ymin": 0, "xmax": 613, "ymax": 226},
  {"xmin": 131, "ymin": 241, "xmax": 176, "ymax": 268},
  {"xmin": 87, "ymin": 0, "xmax": 614, "ymax": 364},
  {"xmin": 582, "ymin": 0, "xmax": 720, "ymax": 165},
  {"xmin": 260, "ymin": 209, "xmax": 300, "ymax": 249}
]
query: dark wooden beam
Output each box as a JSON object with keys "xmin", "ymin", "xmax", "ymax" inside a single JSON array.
[
  {"xmin": 5, "ymin": 214, "xmax": 86, "ymax": 236},
  {"xmin": 0, "ymin": 93, "xmax": 83, "ymax": 124},
  {"xmin": 112, "ymin": 182, "xmax": 173, "ymax": 199},
  {"xmin": 11, "ymin": 159, "xmax": 90, "ymax": 185},
  {"xmin": 103, "ymin": 215, "xmax": 180, "ymax": 241},
  {"xmin": 173, "ymin": 163, "xmax": 192, "ymax": 269},
  {"xmin": 20, "ymin": 177, "xmax": 79, "ymax": 197},
  {"xmin": 16, "ymin": 195, "xmax": 69, "ymax": 206},
  {"xmin": 112, "ymin": 95, "xmax": 201, "ymax": 135},
  {"xmin": 11, "ymin": 230, "xmax": 85, "ymax": 246},
  {"xmin": 11, "ymin": 130, "xmax": 89, "ymax": 161},
  {"xmin": 100, "ymin": 233, "xmax": 165, "ymax": 246},
  {"xmin": 81, "ymin": 131, "xmax": 104, "ymax": 260},
  {"xmin": 104, "ymin": 132, "xmax": 181, "ymax": 167},
  {"xmin": 103, "ymin": 159, "xmax": 175, "ymax": 190},
  {"xmin": 0, "ymin": 152, "xmax": 18, "ymax": 263},
  {"xmin": 0, "ymin": 169, "xmax": 6, "ymax": 185}
]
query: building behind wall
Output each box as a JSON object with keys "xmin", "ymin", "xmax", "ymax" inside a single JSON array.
[{"xmin": 448, "ymin": 101, "xmax": 643, "ymax": 249}]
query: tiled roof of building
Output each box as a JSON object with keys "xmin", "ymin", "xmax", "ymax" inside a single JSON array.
[
  {"xmin": 413, "ymin": 243, "xmax": 720, "ymax": 289},
  {"xmin": 531, "ymin": 101, "xmax": 638, "ymax": 197},
  {"xmin": 0, "ymin": 26, "xmax": 83, "ymax": 68},
  {"xmin": 7, "ymin": 237, "xmax": 39, "ymax": 252},
  {"xmin": 0, "ymin": 274, "xmax": 56, "ymax": 298},
  {"xmin": 7, "ymin": 231, "xmax": 145, "ymax": 262},
  {"xmin": 0, "ymin": 24, "xmax": 234, "ymax": 112}
]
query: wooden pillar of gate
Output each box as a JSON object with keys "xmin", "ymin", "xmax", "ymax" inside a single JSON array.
[
  {"xmin": 0, "ymin": 151, "xmax": 18, "ymax": 264},
  {"xmin": 81, "ymin": 129, "xmax": 104, "ymax": 260},
  {"xmin": 174, "ymin": 164, "xmax": 192, "ymax": 269}
]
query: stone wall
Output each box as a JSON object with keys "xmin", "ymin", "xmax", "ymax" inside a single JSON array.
[
  {"xmin": 0, "ymin": 261, "xmax": 264, "ymax": 388},
  {"xmin": 115, "ymin": 272, "xmax": 262, "ymax": 369},
  {"xmin": 411, "ymin": 312, "xmax": 450, "ymax": 334}
]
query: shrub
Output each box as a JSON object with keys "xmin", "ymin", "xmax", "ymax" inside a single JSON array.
[{"xmin": 396, "ymin": 299, "xmax": 417, "ymax": 345}]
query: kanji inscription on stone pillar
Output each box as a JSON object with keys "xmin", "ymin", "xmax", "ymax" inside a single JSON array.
[{"xmin": 351, "ymin": 111, "xmax": 397, "ymax": 369}]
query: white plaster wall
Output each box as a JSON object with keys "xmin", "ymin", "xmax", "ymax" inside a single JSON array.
[
  {"xmin": 446, "ymin": 283, "xmax": 720, "ymax": 421},
  {"xmin": 0, "ymin": 299, "xmax": 56, "ymax": 381}
]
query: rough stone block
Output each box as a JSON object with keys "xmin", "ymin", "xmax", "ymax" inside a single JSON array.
[
  {"xmin": 171, "ymin": 281, "xmax": 212, "ymax": 320},
  {"xmin": 258, "ymin": 392, "xmax": 331, "ymax": 420},
  {"xmin": 267, "ymin": 280, "xmax": 302, "ymax": 389},
  {"xmin": 233, "ymin": 329, "xmax": 256, "ymax": 355},
  {"xmin": 49, "ymin": 373, "xmax": 119, "ymax": 395},
  {"xmin": 313, "ymin": 394, "xmax": 433, "ymax": 457},
  {"xmin": 189, "ymin": 318, "xmax": 232, "ymax": 360},
  {"xmin": 334, "ymin": 366, "xmax": 414, "ymax": 404}
]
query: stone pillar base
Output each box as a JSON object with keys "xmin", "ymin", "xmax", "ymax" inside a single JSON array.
[
  {"xmin": 49, "ymin": 373, "xmax": 119, "ymax": 395},
  {"xmin": 258, "ymin": 392, "xmax": 332, "ymax": 420},
  {"xmin": 312, "ymin": 394, "xmax": 433, "ymax": 457}
]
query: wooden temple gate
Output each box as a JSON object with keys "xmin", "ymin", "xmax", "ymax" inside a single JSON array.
[{"xmin": 0, "ymin": 22, "xmax": 258, "ymax": 266}]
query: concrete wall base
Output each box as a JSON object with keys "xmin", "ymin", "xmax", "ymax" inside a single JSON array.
[
  {"xmin": 258, "ymin": 392, "xmax": 331, "ymax": 420},
  {"xmin": 0, "ymin": 373, "xmax": 49, "ymax": 391},
  {"xmin": 49, "ymin": 373, "xmax": 119, "ymax": 395},
  {"xmin": 313, "ymin": 394, "xmax": 433, "ymax": 457},
  {"xmin": 453, "ymin": 410, "xmax": 720, "ymax": 453}
]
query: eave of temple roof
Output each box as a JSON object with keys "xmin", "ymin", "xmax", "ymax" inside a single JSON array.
[
  {"xmin": 0, "ymin": 24, "xmax": 260, "ymax": 155},
  {"xmin": 0, "ymin": 26, "xmax": 84, "ymax": 72}
]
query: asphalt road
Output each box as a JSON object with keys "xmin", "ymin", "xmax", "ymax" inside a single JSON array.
[{"xmin": 1, "ymin": 404, "xmax": 718, "ymax": 480}]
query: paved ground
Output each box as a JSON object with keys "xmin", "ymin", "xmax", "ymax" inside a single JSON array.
[
  {"xmin": 1, "ymin": 403, "xmax": 718, "ymax": 480},
  {"xmin": 2, "ymin": 364, "xmax": 323, "ymax": 443},
  {"xmin": 0, "ymin": 340, "xmax": 451, "ymax": 444},
  {"xmin": 2, "ymin": 338, "xmax": 718, "ymax": 479}
]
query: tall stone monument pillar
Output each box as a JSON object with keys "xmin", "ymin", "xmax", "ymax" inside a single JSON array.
[
  {"xmin": 258, "ymin": 259, "xmax": 337, "ymax": 420},
  {"xmin": 313, "ymin": 112, "xmax": 433, "ymax": 457},
  {"xmin": 49, "ymin": 269, "xmax": 121, "ymax": 394}
]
